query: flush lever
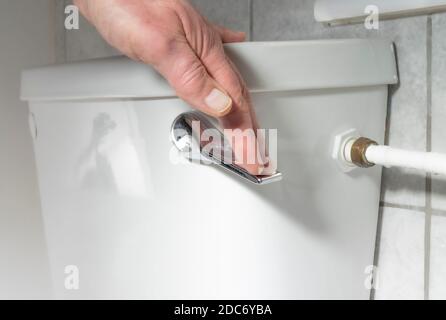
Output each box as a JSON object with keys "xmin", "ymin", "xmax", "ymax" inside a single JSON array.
[{"xmin": 171, "ymin": 111, "xmax": 282, "ymax": 185}]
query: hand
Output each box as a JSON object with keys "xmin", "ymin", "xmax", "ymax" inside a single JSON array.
[{"xmin": 74, "ymin": 0, "xmax": 270, "ymax": 175}]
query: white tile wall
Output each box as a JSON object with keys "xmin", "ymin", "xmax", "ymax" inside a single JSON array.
[
  {"xmin": 429, "ymin": 215, "xmax": 446, "ymax": 299},
  {"xmin": 374, "ymin": 207, "xmax": 425, "ymax": 300},
  {"xmin": 432, "ymin": 13, "xmax": 446, "ymax": 212},
  {"xmin": 430, "ymin": 12, "xmax": 446, "ymax": 300}
]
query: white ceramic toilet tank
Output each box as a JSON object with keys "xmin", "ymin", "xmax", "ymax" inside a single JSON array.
[{"xmin": 21, "ymin": 39, "xmax": 397, "ymax": 299}]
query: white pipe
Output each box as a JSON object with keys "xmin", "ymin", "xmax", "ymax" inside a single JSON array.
[{"xmin": 365, "ymin": 145, "xmax": 446, "ymax": 175}]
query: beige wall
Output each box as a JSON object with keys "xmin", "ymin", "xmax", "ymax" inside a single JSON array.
[{"xmin": 0, "ymin": 0, "xmax": 55, "ymax": 299}]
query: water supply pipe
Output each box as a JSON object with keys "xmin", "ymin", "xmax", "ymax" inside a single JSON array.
[{"xmin": 333, "ymin": 129, "xmax": 446, "ymax": 176}]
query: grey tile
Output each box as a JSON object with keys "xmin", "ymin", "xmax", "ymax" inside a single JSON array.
[
  {"xmin": 375, "ymin": 207, "xmax": 425, "ymax": 300},
  {"xmin": 64, "ymin": 0, "xmax": 249, "ymax": 61},
  {"xmin": 65, "ymin": 13, "xmax": 119, "ymax": 62},
  {"xmin": 431, "ymin": 13, "xmax": 446, "ymax": 211},
  {"xmin": 368, "ymin": 17, "xmax": 428, "ymax": 207},
  {"xmin": 252, "ymin": 0, "xmax": 330, "ymax": 41},
  {"xmin": 381, "ymin": 170, "xmax": 426, "ymax": 207},
  {"xmin": 364, "ymin": 18, "xmax": 427, "ymax": 207},
  {"xmin": 253, "ymin": 0, "xmax": 428, "ymax": 206},
  {"xmin": 376, "ymin": 19, "xmax": 427, "ymax": 208},
  {"xmin": 429, "ymin": 215, "xmax": 446, "ymax": 299},
  {"xmin": 190, "ymin": 0, "xmax": 251, "ymax": 36}
]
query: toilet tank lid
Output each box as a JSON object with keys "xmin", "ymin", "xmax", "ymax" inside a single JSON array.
[{"xmin": 21, "ymin": 39, "xmax": 398, "ymax": 101}]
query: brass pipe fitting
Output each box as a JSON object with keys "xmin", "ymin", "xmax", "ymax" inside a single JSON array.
[{"xmin": 350, "ymin": 137, "xmax": 378, "ymax": 168}]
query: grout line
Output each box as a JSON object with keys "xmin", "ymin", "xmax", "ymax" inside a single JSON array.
[
  {"xmin": 49, "ymin": 0, "xmax": 57, "ymax": 63},
  {"xmin": 62, "ymin": 0, "xmax": 68, "ymax": 63},
  {"xmin": 424, "ymin": 15, "xmax": 433, "ymax": 301},
  {"xmin": 378, "ymin": 82, "xmax": 393, "ymax": 203},
  {"xmin": 383, "ymin": 84, "xmax": 393, "ymax": 146},
  {"xmin": 54, "ymin": 0, "xmax": 68, "ymax": 63},
  {"xmin": 432, "ymin": 209, "xmax": 446, "ymax": 217},
  {"xmin": 248, "ymin": 0, "xmax": 254, "ymax": 41},
  {"xmin": 372, "ymin": 54, "xmax": 397, "ymax": 300},
  {"xmin": 380, "ymin": 201, "xmax": 446, "ymax": 216},
  {"xmin": 370, "ymin": 205, "xmax": 385, "ymax": 300},
  {"xmin": 379, "ymin": 201, "xmax": 426, "ymax": 212},
  {"xmin": 64, "ymin": 1, "xmax": 68, "ymax": 63}
]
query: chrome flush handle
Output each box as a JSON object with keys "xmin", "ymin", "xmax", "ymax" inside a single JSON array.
[{"xmin": 171, "ymin": 111, "xmax": 282, "ymax": 185}]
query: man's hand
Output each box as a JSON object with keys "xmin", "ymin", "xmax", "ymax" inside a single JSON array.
[{"xmin": 74, "ymin": 0, "xmax": 269, "ymax": 175}]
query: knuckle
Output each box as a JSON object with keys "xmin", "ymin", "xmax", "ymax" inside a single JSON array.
[
  {"xmin": 203, "ymin": 31, "xmax": 222, "ymax": 56},
  {"xmin": 176, "ymin": 61, "xmax": 207, "ymax": 95}
]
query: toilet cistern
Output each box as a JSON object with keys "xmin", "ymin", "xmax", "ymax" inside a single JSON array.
[{"xmin": 171, "ymin": 111, "xmax": 283, "ymax": 185}]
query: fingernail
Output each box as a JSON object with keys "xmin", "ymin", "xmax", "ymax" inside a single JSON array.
[{"xmin": 205, "ymin": 88, "xmax": 232, "ymax": 114}]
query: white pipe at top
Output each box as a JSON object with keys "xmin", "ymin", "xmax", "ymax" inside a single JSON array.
[{"xmin": 365, "ymin": 145, "xmax": 446, "ymax": 176}]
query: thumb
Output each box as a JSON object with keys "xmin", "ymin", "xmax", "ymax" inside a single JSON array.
[{"xmin": 153, "ymin": 42, "xmax": 233, "ymax": 117}]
